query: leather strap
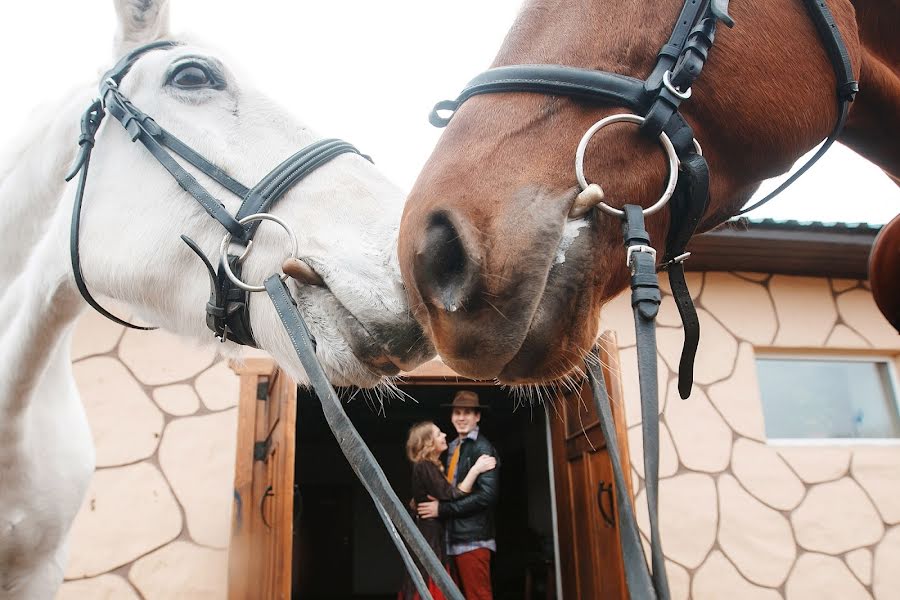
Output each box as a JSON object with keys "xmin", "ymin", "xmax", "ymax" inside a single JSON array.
[
  {"xmin": 586, "ymin": 357, "xmax": 656, "ymax": 599},
  {"xmin": 430, "ymin": 65, "xmax": 648, "ymax": 127},
  {"xmin": 265, "ymin": 276, "xmax": 463, "ymax": 600},
  {"xmin": 645, "ymin": 0, "xmax": 727, "ymax": 91},
  {"xmin": 67, "ymin": 99, "xmax": 156, "ymax": 331},
  {"xmin": 738, "ymin": 97, "xmax": 851, "ymax": 215},
  {"xmin": 103, "ymin": 89, "xmax": 247, "ymax": 240},
  {"xmin": 662, "ymin": 153, "xmax": 710, "ymax": 398},
  {"xmin": 623, "ymin": 206, "xmax": 669, "ymax": 599},
  {"xmin": 739, "ymin": 0, "xmax": 857, "ymax": 214},
  {"xmin": 237, "ymin": 139, "xmax": 369, "ymax": 239}
]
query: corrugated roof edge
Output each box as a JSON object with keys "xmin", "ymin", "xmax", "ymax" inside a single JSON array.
[{"xmin": 717, "ymin": 217, "xmax": 883, "ymax": 233}]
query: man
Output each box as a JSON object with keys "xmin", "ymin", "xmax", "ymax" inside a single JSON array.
[{"xmin": 417, "ymin": 390, "xmax": 499, "ymax": 600}]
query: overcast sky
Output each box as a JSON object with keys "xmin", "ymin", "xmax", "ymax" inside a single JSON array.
[{"xmin": 3, "ymin": 0, "xmax": 897, "ymax": 224}]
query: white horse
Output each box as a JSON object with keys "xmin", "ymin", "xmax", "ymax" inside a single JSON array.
[{"xmin": 0, "ymin": 1, "xmax": 432, "ymax": 597}]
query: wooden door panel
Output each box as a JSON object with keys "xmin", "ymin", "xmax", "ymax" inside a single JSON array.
[
  {"xmin": 229, "ymin": 360, "xmax": 296, "ymax": 600},
  {"xmin": 550, "ymin": 332, "xmax": 633, "ymax": 600}
]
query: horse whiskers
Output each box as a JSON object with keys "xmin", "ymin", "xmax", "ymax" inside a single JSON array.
[
  {"xmin": 483, "ymin": 299, "xmax": 511, "ymax": 322},
  {"xmin": 380, "ymin": 378, "xmax": 416, "ymax": 404}
]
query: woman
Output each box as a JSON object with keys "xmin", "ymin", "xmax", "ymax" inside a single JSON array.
[{"xmin": 398, "ymin": 421, "xmax": 496, "ymax": 600}]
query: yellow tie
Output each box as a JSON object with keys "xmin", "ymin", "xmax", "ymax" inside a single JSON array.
[{"xmin": 446, "ymin": 444, "xmax": 461, "ymax": 483}]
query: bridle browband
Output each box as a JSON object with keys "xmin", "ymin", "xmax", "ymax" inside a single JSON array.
[
  {"xmin": 67, "ymin": 41, "xmax": 465, "ymax": 600},
  {"xmin": 428, "ymin": 1, "xmax": 857, "ymax": 598}
]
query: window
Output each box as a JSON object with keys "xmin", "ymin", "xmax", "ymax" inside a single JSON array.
[{"xmin": 756, "ymin": 356, "xmax": 900, "ymax": 440}]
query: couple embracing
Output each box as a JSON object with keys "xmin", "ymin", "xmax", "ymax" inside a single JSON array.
[{"xmin": 399, "ymin": 391, "xmax": 500, "ymax": 600}]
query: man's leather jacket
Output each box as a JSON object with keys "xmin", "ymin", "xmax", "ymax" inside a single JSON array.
[{"xmin": 439, "ymin": 433, "xmax": 500, "ymax": 544}]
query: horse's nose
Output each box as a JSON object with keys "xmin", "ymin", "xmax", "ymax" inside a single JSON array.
[{"xmin": 412, "ymin": 210, "xmax": 482, "ymax": 314}]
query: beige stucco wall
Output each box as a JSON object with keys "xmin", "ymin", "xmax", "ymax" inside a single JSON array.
[
  {"xmin": 601, "ymin": 272, "xmax": 900, "ymax": 599},
  {"xmin": 56, "ymin": 310, "xmax": 240, "ymax": 599},
  {"xmin": 56, "ymin": 271, "xmax": 899, "ymax": 599}
]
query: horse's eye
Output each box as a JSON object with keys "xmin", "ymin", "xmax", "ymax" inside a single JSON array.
[{"xmin": 169, "ymin": 64, "xmax": 214, "ymax": 89}]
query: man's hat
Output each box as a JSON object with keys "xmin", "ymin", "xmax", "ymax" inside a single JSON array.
[{"xmin": 441, "ymin": 390, "xmax": 490, "ymax": 410}]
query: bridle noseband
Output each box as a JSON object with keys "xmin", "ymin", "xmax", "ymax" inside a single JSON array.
[
  {"xmin": 428, "ymin": 1, "xmax": 857, "ymax": 598},
  {"xmin": 67, "ymin": 41, "xmax": 465, "ymax": 600}
]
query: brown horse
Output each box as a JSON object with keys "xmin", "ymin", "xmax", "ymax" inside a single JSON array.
[{"xmin": 398, "ymin": 0, "xmax": 899, "ymax": 383}]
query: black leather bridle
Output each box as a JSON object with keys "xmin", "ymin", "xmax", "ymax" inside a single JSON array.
[
  {"xmin": 429, "ymin": 0, "xmax": 857, "ymax": 598},
  {"xmin": 67, "ymin": 41, "xmax": 464, "ymax": 600}
]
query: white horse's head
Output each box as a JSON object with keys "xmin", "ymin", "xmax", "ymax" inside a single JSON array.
[{"xmin": 67, "ymin": 0, "xmax": 433, "ymax": 386}]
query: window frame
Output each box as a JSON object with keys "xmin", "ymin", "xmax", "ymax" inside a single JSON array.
[{"xmin": 755, "ymin": 352, "xmax": 900, "ymax": 446}]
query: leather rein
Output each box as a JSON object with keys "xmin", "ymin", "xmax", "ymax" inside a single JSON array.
[
  {"xmin": 429, "ymin": 0, "xmax": 857, "ymax": 598},
  {"xmin": 67, "ymin": 41, "xmax": 464, "ymax": 600}
]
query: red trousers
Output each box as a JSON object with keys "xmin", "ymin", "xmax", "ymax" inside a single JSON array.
[
  {"xmin": 411, "ymin": 579, "xmax": 446, "ymax": 600},
  {"xmin": 452, "ymin": 548, "xmax": 493, "ymax": 600}
]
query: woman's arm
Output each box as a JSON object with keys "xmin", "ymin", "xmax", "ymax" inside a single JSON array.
[
  {"xmin": 417, "ymin": 461, "xmax": 463, "ymax": 501},
  {"xmin": 456, "ymin": 454, "xmax": 496, "ymax": 493}
]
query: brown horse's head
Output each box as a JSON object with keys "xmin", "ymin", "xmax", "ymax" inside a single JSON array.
[{"xmin": 398, "ymin": 0, "xmax": 884, "ymax": 383}]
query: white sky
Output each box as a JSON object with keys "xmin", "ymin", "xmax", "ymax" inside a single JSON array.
[{"xmin": 3, "ymin": 0, "xmax": 897, "ymax": 225}]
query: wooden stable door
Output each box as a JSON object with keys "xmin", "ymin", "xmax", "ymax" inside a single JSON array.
[
  {"xmin": 228, "ymin": 359, "xmax": 297, "ymax": 600},
  {"xmin": 549, "ymin": 332, "xmax": 635, "ymax": 600},
  {"xmin": 227, "ymin": 334, "xmax": 635, "ymax": 599}
]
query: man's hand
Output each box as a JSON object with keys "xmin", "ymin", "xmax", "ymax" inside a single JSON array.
[{"xmin": 417, "ymin": 495, "xmax": 439, "ymax": 519}]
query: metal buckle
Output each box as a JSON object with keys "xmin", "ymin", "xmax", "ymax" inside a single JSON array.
[
  {"xmin": 626, "ymin": 245, "xmax": 657, "ymax": 268},
  {"xmin": 657, "ymin": 251, "xmax": 691, "ymax": 272},
  {"xmin": 663, "ymin": 70, "xmax": 692, "ymax": 100}
]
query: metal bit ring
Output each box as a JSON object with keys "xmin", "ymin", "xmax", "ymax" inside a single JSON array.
[
  {"xmin": 575, "ymin": 113, "xmax": 680, "ymax": 218},
  {"xmin": 219, "ymin": 213, "xmax": 298, "ymax": 292}
]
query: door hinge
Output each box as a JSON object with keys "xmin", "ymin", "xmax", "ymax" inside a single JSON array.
[
  {"xmin": 253, "ymin": 438, "xmax": 271, "ymax": 461},
  {"xmin": 257, "ymin": 379, "xmax": 269, "ymax": 400}
]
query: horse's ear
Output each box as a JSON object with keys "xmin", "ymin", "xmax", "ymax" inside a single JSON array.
[{"xmin": 113, "ymin": 0, "xmax": 171, "ymax": 56}]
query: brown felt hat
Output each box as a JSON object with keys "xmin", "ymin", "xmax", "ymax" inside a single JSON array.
[{"xmin": 441, "ymin": 390, "xmax": 490, "ymax": 410}]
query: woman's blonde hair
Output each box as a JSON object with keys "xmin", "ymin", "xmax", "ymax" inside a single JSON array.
[{"xmin": 406, "ymin": 421, "xmax": 443, "ymax": 468}]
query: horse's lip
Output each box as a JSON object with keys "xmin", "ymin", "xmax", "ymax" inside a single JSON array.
[
  {"xmin": 495, "ymin": 217, "xmax": 597, "ymax": 384},
  {"xmin": 288, "ymin": 280, "xmax": 401, "ymax": 380}
]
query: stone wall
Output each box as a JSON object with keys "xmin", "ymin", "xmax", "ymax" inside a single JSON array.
[
  {"xmin": 601, "ymin": 273, "xmax": 900, "ymax": 599},
  {"xmin": 56, "ymin": 310, "xmax": 239, "ymax": 599},
  {"xmin": 55, "ymin": 272, "xmax": 899, "ymax": 599}
]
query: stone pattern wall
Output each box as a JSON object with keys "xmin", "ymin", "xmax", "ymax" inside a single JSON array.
[
  {"xmin": 56, "ymin": 310, "xmax": 239, "ymax": 599},
  {"xmin": 601, "ymin": 273, "xmax": 900, "ymax": 599}
]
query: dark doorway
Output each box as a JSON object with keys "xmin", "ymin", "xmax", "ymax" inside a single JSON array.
[{"xmin": 292, "ymin": 384, "xmax": 558, "ymax": 600}]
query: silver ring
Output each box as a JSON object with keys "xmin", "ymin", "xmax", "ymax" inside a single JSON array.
[
  {"xmin": 219, "ymin": 213, "xmax": 298, "ymax": 292},
  {"xmin": 575, "ymin": 113, "xmax": 679, "ymax": 217},
  {"xmin": 221, "ymin": 239, "xmax": 255, "ymax": 265},
  {"xmin": 663, "ymin": 70, "xmax": 692, "ymax": 100}
]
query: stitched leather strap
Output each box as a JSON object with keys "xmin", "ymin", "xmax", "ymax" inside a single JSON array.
[
  {"xmin": 67, "ymin": 99, "xmax": 156, "ymax": 331},
  {"xmin": 265, "ymin": 276, "xmax": 462, "ymax": 600},
  {"xmin": 739, "ymin": 0, "xmax": 857, "ymax": 214},
  {"xmin": 662, "ymin": 153, "xmax": 710, "ymax": 398},
  {"xmin": 625, "ymin": 205, "xmax": 669, "ymax": 599},
  {"xmin": 738, "ymin": 97, "xmax": 851, "ymax": 215},
  {"xmin": 586, "ymin": 357, "xmax": 656, "ymax": 599},
  {"xmin": 237, "ymin": 139, "xmax": 369, "ymax": 239},
  {"xmin": 430, "ymin": 65, "xmax": 648, "ymax": 127},
  {"xmin": 103, "ymin": 89, "xmax": 248, "ymax": 240}
]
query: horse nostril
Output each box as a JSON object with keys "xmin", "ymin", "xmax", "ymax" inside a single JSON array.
[{"xmin": 414, "ymin": 211, "xmax": 480, "ymax": 313}]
